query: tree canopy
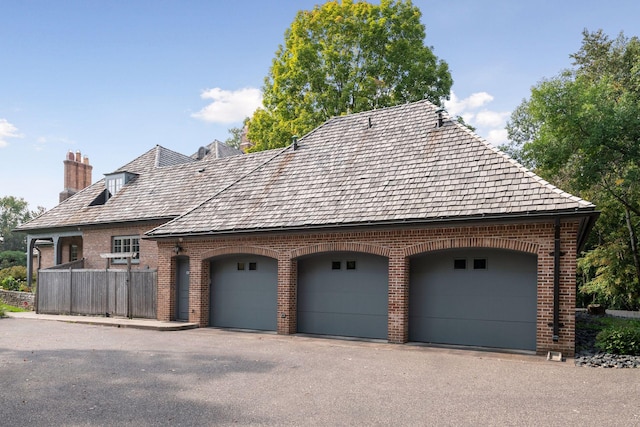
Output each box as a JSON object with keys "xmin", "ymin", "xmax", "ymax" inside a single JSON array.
[
  {"xmin": 505, "ymin": 29, "xmax": 640, "ymax": 309},
  {"xmin": 0, "ymin": 196, "xmax": 44, "ymax": 252},
  {"xmin": 246, "ymin": 0, "xmax": 452, "ymax": 151}
]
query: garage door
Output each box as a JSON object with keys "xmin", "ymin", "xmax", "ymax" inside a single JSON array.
[
  {"xmin": 409, "ymin": 249, "xmax": 537, "ymax": 351},
  {"xmin": 297, "ymin": 252, "xmax": 388, "ymax": 339},
  {"xmin": 209, "ymin": 255, "xmax": 277, "ymax": 331}
]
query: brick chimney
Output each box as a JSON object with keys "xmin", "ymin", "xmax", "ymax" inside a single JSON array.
[{"xmin": 59, "ymin": 150, "xmax": 93, "ymax": 202}]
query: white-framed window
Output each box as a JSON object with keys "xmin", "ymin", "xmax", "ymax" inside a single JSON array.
[
  {"xmin": 112, "ymin": 235, "xmax": 140, "ymax": 264},
  {"xmin": 106, "ymin": 176, "xmax": 124, "ymax": 196}
]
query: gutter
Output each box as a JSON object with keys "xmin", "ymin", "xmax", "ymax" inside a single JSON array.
[
  {"xmin": 15, "ymin": 216, "xmax": 178, "ymax": 234},
  {"xmin": 144, "ymin": 208, "xmax": 600, "ymax": 240}
]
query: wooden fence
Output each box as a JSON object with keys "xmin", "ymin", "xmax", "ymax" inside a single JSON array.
[{"xmin": 37, "ymin": 269, "xmax": 157, "ymax": 318}]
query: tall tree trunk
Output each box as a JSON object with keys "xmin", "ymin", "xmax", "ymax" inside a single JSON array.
[{"xmin": 624, "ymin": 207, "xmax": 640, "ymax": 306}]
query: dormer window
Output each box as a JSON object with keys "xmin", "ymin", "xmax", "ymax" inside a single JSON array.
[
  {"xmin": 89, "ymin": 171, "xmax": 138, "ymax": 206},
  {"xmin": 105, "ymin": 172, "xmax": 136, "ymax": 197},
  {"xmin": 106, "ymin": 175, "xmax": 124, "ymax": 196}
]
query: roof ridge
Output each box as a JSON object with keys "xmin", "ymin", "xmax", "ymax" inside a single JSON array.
[{"xmin": 326, "ymin": 98, "xmax": 436, "ymax": 123}]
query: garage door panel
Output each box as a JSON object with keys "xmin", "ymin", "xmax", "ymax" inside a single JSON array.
[
  {"xmin": 420, "ymin": 295, "xmax": 536, "ymax": 323},
  {"xmin": 299, "ymin": 312, "xmax": 388, "ymax": 338},
  {"xmin": 412, "ymin": 316, "xmax": 535, "ymax": 350},
  {"xmin": 410, "ymin": 249, "xmax": 537, "ymax": 351},
  {"xmin": 298, "ymin": 252, "xmax": 388, "ymax": 340},
  {"xmin": 298, "ymin": 288, "xmax": 387, "ymax": 315},
  {"xmin": 210, "ymin": 255, "xmax": 277, "ymax": 331}
]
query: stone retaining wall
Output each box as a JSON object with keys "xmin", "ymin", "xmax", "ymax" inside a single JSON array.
[{"xmin": 0, "ymin": 289, "xmax": 35, "ymax": 311}]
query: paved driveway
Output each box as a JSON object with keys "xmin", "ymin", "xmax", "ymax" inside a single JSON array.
[{"xmin": 1, "ymin": 318, "xmax": 639, "ymax": 426}]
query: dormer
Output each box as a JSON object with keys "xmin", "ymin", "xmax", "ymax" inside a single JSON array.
[{"xmin": 90, "ymin": 171, "xmax": 138, "ymax": 206}]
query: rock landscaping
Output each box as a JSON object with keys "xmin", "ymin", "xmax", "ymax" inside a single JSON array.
[{"xmin": 575, "ymin": 311, "xmax": 640, "ymax": 368}]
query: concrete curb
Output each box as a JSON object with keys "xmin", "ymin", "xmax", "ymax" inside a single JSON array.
[{"xmin": 3, "ymin": 311, "xmax": 198, "ymax": 331}]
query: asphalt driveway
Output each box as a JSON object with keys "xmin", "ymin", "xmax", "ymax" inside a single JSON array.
[{"xmin": 1, "ymin": 318, "xmax": 639, "ymax": 426}]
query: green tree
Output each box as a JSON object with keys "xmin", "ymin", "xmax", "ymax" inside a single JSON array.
[
  {"xmin": 0, "ymin": 250, "xmax": 27, "ymax": 269},
  {"xmin": 225, "ymin": 117, "xmax": 249, "ymax": 150},
  {"xmin": 505, "ymin": 29, "xmax": 640, "ymax": 309},
  {"xmin": 0, "ymin": 196, "xmax": 43, "ymax": 252},
  {"xmin": 225, "ymin": 126, "xmax": 244, "ymax": 150},
  {"xmin": 247, "ymin": 0, "xmax": 452, "ymax": 151}
]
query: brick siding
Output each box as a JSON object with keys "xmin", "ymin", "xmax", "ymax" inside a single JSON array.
[
  {"xmin": 155, "ymin": 218, "xmax": 580, "ymax": 356},
  {"xmin": 81, "ymin": 222, "xmax": 164, "ymax": 270}
]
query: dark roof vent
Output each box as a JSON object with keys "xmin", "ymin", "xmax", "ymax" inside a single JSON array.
[
  {"xmin": 292, "ymin": 135, "xmax": 298, "ymax": 151},
  {"xmin": 368, "ymin": 117, "xmax": 372, "ymax": 129},
  {"xmin": 435, "ymin": 108, "xmax": 445, "ymax": 128}
]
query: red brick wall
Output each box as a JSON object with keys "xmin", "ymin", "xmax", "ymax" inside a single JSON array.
[
  {"xmin": 81, "ymin": 222, "xmax": 164, "ymax": 270},
  {"xmin": 34, "ymin": 245, "xmax": 55, "ymax": 271},
  {"xmin": 155, "ymin": 218, "xmax": 580, "ymax": 356}
]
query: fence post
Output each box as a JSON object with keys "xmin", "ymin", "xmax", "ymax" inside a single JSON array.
[
  {"xmin": 105, "ymin": 268, "xmax": 109, "ymax": 316},
  {"xmin": 127, "ymin": 257, "xmax": 132, "ymax": 319},
  {"xmin": 35, "ymin": 270, "xmax": 40, "ymax": 314},
  {"xmin": 68, "ymin": 268, "xmax": 73, "ymax": 315}
]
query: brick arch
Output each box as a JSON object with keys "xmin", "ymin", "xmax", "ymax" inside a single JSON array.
[
  {"xmin": 403, "ymin": 237, "xmax": 539, "ymax": 257},
  {"xmin": 290, "ymin": 242, "xmax": 390, "ymax": 259},
  {"xmin": 202, "ymin": 245, "xmax": 280, "ymax": 260}
]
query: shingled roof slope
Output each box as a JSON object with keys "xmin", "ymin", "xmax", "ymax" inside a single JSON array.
[
  {"xmin": 147, "ymin": 100, "xmax": 595, "ymax": 237},
  {"xmin": 17, "ymin": 145, "xmax": 272, "ymax": 232},
  {"xmin": 190, "ymin": 140, "xmax": 243, "ymax": 160}
]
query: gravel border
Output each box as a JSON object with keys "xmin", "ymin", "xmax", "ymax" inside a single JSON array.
[{"xmin": 574, "ymin": 311, "xmax": 640, "ymax": 368}]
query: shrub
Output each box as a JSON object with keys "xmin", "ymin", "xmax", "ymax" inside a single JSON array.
[
  {"xmin": 0, "ymin": 266, "xmax": 27, "ymax": 282},
  {"xmin": 0, "ymin": 250, "xmax": 27, "ymax": 269},
  {"xmin": 596, "ymin": 322, "xmax": 640, "ymax": 356},
  {"xmin": 1, "ymin": 276, "xmax": 21, "ymax": 291}
]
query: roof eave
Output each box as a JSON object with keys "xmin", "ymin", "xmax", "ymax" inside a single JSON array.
[
  {"xmin": 16, "ymin": 216, "xmax": 178, "ymax": 234},
  {"xmin": 145, "ymin": 207, "xmax": 599, "ymax": 240}
]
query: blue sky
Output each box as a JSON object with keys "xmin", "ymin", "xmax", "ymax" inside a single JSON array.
[{"xmin": 1, "ymin": 0, "xmax": 639, "ymax": 210}]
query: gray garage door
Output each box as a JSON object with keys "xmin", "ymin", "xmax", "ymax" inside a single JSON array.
[
  {"xmin": 209, "ymin": 255, "xmax": 278, "ymax": 331},
  {"xmin": 409, "ymin": 249, "xmax": 537, "ymax": 351},
  {"xmin": 297, "ymin": 252, "xmax": 388, "ymax": 339}
]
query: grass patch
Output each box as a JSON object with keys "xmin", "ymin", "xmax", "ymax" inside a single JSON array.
[{"xmin": 0, "ymin": 303, "xmax": 28, "ymax": 316}]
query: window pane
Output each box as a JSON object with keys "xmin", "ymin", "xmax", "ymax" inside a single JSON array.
[
  {"xmin": 473, "ymin": 259, "xmax": 487, "ymax": 270},
  {"xmin": 454, "ymin": 259, "xmax": 466, "ymax": 270}
]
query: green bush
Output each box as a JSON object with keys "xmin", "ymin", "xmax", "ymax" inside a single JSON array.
[
  {"xmin": 1, "ymin": 276, "xmax": 21, "ymax": 291},
  {"xmin": 596, "ymin": 322, "xmax": 640, "ymax": 356},
  {"xmin": 0, "ymin": 250, "xmax": 27, "ymax": 269},
  {"xmin": 0, "ymin": 265, "xmax": 27, "ymax": 282}
]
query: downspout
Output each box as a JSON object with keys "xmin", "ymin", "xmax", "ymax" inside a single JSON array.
[{"xmin": 553, "ymin": 217, "xmax": 561, "ymax": 342}]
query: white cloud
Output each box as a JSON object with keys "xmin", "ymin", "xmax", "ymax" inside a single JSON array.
[
  {"xmin": 474, "ymin": 110, "xmax": 511, "ymax": 128},
  {"xmin": 0, "ymin": 118, "xmax": 23, "ymax": 148},
  {"xmin": 486, "ymin": 129, "xmax": 509, "ymax": 146},
  {"xmin": 191, "ymin": 87, "xmax": 263, "ymax": 124},
  {"xmin": 444, "ymin": 92, "xmax": 493, "ymax": 117},
  {"xmin": 444, "ymin": 91, "xmax": 510, "ymax": 146}
]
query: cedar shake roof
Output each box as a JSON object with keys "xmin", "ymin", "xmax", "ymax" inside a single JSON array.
[
  {"xmin": 17, "ymin": 144, "xmax": 260, "ymax": 232},
  {"xmin": 146, "ymin": 100, "xmax": 595, "ymax": 237},
  {"xmin": 19, "ymin": 100, "xmax": 595, "ymax": 236}
]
